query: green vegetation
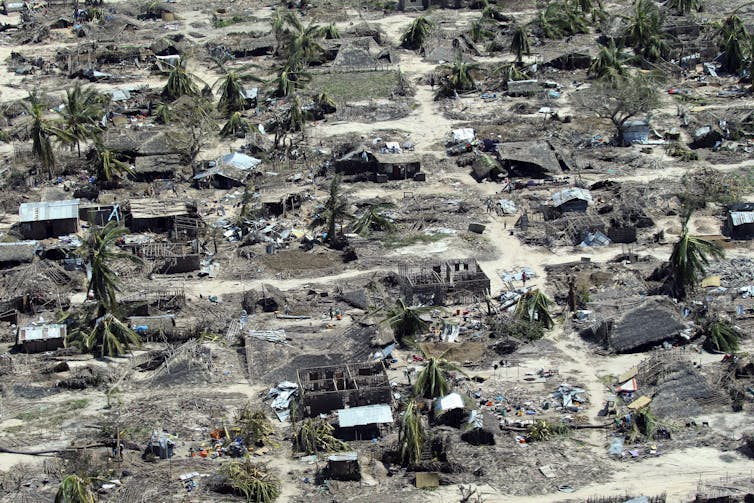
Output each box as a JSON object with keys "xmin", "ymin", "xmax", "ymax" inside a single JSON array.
[
  {"xmin": 162, "ymin": 57, "xmax": 200, "ymax": 101},
  {"xmin": 55, "ymin": 474, "xmax": 96, "ymax": 503},
  {"xmin": 588, "ymin": 39, "xmax": 628, "ymax": 82},
  {"xmin": 537, "ymin": 0, "xmax": 590, "ymax": 39},
  {"xmin": 703, "ymin": 318, "xmax": 741, "ymax": 353},
  {"xmin": 352, "ymin": 201, "xmax": 396, "ymax": 236},
  {"xmin": 293, "ymin": 418, "xmax": 349, "ymax": 454},
  {"xmin": 401, "ymin": 15, "xmax": 434, "ymax": 50},
  {"xmin": 526, "ymin": 420, "xmax": 572, "ymax": 442},
  {"xmin": 398, "ymin": 401, "xmax": 424, "ymax": 466},
  {"xmin": 221, "ymin": 111, "xmax": 251, "ymax": 138},
  {"xmin": 414, "ymin": 350, "xmax": 465, "ymax": 399},
  {"xmin": 668, "ymin": 222, "xmax": 724, "ymax": 299},
  {"xmin": 58, "ymin": 83, "xmax": 105, "ymax": 157},
  {"xmin": 515, "ymin": 289, "xmax": 554, "ymax": 329},
  {"xmin": 623, "ymin": 0, "xmax": 669, "ymax": 62},
  {"xmin": 23, "ymin": 90, "xmax": 72, "ymax": 179},
  {"xmin": 221, "ymin": 459, "xmax": 281, "ymax": 503},
  {"xmin": 383, "ymin": 298, "xmax": 434, "ymax": 346},
  {"xmin": 309, "ymin": 71, "xmax": 398, "ymax": 102},
  {"xmin": 510, "ymin": 25, "xmax": 531, "ymax": 63},
  {"xmin": 666, "ymin": 0, "xmax": 703, "ymax": 16}
]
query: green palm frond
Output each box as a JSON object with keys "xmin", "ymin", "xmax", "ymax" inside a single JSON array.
[
  {"xmin": 398, "ymin": 401, "xmax": 424, "ymax": 466},
  {"xmin": 514, "ymin": 289, "xmax": 554, "ymax": 329},
  {"xmin": 352, "ymin": 202, "xmax": 396, "ymax": 236},
  {"xmin": 669, "ymin": 230, "xmax": 724, "ymax": 299},
  {"xmin": 401, "ymin": 15, "xmax": 434, "ymax": 50},
  {"xmin": 703, "ymin": 319, "xmax": 740, "ymax": 353},
  {"xmin": 382, "ymin": 298, "xmax": 434, "ymax": 346},
  {"xmin": 510, "ymin": 25, "xmax": 530, "ymax": 62},
  {"xmin": 55, "ymin": 474, "xmax": 95, "ymax": 503}
]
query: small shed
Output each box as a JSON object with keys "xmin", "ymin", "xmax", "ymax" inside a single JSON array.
[
  {"xmin": 373, "ymin": 152, "xmax": 421, "ymax": 180},
  {"xmin": 193, "ymin": 166, "xmax": 248, "ymax": 189},
  {"xmin": 726, "ymin": 203, "xmax": 754, "ymax": 240},
  {"xmin": 218, "ymin": 152, "xmax": 262, "ymax": 171},
  {"xmin": 0, "ymin": 241, "xmax": 40, "ymax": 268},
  {"xmin": 326, "ymin": 452, "xmax": 361, "ymax": 481},
  {"xmin": 128, "ymin": 199, "xmax": 193, "ymax": 233},
  {"xmin": 335, "ymin": 403, "xmax": 394, "ymax": 440},
  {"xmin": 552, "ymin": 187, "xmax": 592, "ymax": 213},
  {"xmin": 619, "ymin": 120, "xmax": 650, "ymax": 146},
  {"xmin": 507, "ymin": 79, "xmax": 541, "ymax": 97},
  {"xmin": 18, "ymin": 199, "xmax": 80, "ymax": 240},
  {"xmin": 131, "ymin": 155, "xmax": 183, "ymax": 182},
  {"xmin": 17, "ymin": 323, "xmax": 66, "ymax": 353}
]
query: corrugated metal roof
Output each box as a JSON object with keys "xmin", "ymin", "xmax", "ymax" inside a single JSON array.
[
  {"xmin": 337, "ymin": 404, "xmax": 393, "ymax": 428},
  {"xmin": 730, "ymin": 211, "xmax": 754, "ymax": 226},
  {"xmin": 328, "ymin": 451, "xmax": 358, "ymax": 462},
  {"xmin": 552, "ymin": 187, "xmax": 592, "ymax": 207},
  {"xmin": 18, "ymin": 323, "xmax": 66, "ymax": 342},
  {"xmin": 18, "ymin": 199, "xmax": 80, "ymax": 223}
]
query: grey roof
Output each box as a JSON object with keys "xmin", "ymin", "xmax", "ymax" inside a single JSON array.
[
  {"xmin": 337, "ymin": 404, "xmax": 393, "ymax": 428},
  {"xmin": 373, "ymin": 152, "xmax": 420, "ymax": 164},
  {"xmin": 241, "ymin": 87, "xmax": 258, "ymax": 100},
  {"xmin": 552, "ymin": 187, "xmax": 592, "ymax": 206},
  {"xmin": 610, "ymin": 301, "xmax": 686, "ymax": 353},
  {"xmin": 108, "ymin": 88, "xmax": 131, "ymax": 101},
  {"xmin": 496, "ymin": 141, "xmax": 565, "ymax": 174},
  {"xmin": 328, "ymin": 451, "xmax": 358, "ymax": 462},
  {"xmin": 219, "ymin": 152, "xmax": 261, "ymax": 170},
  {"xmin": 730, "ymin": 211, "xmax": 754, "ymax": 226},
  {"xmin": 19, "ymin": 199, "xmax": 80, "ymax": 222},
  {"xmin": 0, "ymin": 241, "xmax": 40, "ymax": 262},
  {"xmin": 18, "ymin": 323, "xmax": 66, "ymax": 342}
]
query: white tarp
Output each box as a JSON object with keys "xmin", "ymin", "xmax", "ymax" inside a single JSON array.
[{"xmin": 450, "ymin": 128, "xmax": 475, "ymax": 143}]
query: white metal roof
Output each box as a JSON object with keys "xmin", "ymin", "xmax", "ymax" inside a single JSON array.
[
  {"xmin": 19, "ymin": 199, "xmax": 80, "ymax": 223},
  {"xmin": 551, "ymin": 188, "xmax": 592, "ymax": 207},
  {"xmin": 18, "ymin": 324, "xmax": 66, "ymax": 342},
  {"xmin": 337, "ymin": 404, "xmax": 393, "ymax": 428},
  {"xmin": 730, "ymin": 211, "xmax": 754, "ymax": 226}
]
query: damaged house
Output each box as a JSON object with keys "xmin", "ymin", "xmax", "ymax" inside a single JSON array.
[
  {"xmin": 335, "ymin": 146, "xmax": 422, "ymax": 182},
  {"xmin": 544, "ymin": 187, "xmax": 593, "ymax": 219},
  {"xmin": 494, "ymin": 141, "xmax": 570, "ymax": 179},
  {"xmin": 18, "ymin": 199, "xmax": 80, "ymax": 240},
  {"xmin": 399, "ymin": 258, "xmax": 491, "ymax": 305},
  {"xmin": 127, "ymin": 199, "xmax": 200, "ymax": 235},
  {"xmin": 0, "ymin": 241, "xmax": 40, "ymax": 269},
  {"xmin": 297, "ymin": 362, "xmax": 392, "ymax": 417},
  {"xmin": 724, "ymin": 203, "xmax": 754, "ymax": 240},
  {"xmin": 16, "ymin": 322, "xmax": 66, "ymax": 353},
  {"xmin": 579, "ymin": 297, "xmax": 688, "ymax": 353}
]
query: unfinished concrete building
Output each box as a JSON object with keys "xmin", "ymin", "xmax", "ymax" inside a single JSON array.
[
  {"xmin": 297, "ymin": 362, "xmax": 392, "ymax": 417},
  {"xmin": 399, "ymin": 258, "xmax": 491, "ymax": 305}
]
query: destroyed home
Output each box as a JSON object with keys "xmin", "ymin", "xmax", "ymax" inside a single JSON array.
[
  {"xmin": 17, "ymin": 199, "xmax": 80, "ymax": 240},
  {"xmin": 335, "ymin": 146, "xmax": 421, "ymax": 181},
  {"xmin": 399, "ymin": 258, "xmax": 490, "ymax": 305},
  {"xmin": 16, "ymin": 322, "xmax": 66, "ymax": 353},
  {"xmin": 725, "ymin": 203, "xmax": 754, "ymax": 240},
  {"xmin": 127, "ymin": 199, "xmax": 199, "ymax": 235},
  {"xmin": 297, "ymin": 362, "xmax": 392, "ymax": 417},
  {"xmin": 495, "ymin": 141, "xmax": 569, "ymax": 179},
  {"xmin": 0, "ymin": 241, "xmax": 40, "ymax": 268}
]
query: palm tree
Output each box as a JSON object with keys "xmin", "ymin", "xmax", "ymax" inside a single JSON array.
[
  {"xmin": 93, "ymin": 142, "xmax": 134, "ymax": 182},
  {"xmin": 669, "ymin": 228, "xmax": 724, "ymax": 299},
  {"xmin": 666, "ymin": 0, "xmax": 703, "ymax": 15},
  {"xmin": 23, "ymin": 91, "xmax": 72, "ymax": 179},
  {"xmin": 288, "ymin": 94, "xmax": 305, "ymax": 133},
  {"xmin": 469, "ymin": 19, "xmax": 493, "ymax": 43},
  {"xmin": 414, "ymin": 349, "xmax": 465, "ymax": 399},
  {"xmin": 322, "ymin": 174, "xmax": 349, "ymax": 246},
  {"xmin": 220, "ymin": 111, "xmax": 251, "ymax": 138},
  {"xmin": 624, "ymin": 0, "xmax": 669, "ymax": 62},
  {"xmin": 320, "ymin": 22, "xmax": 339, "ymax": 39},
  {"xmin": 315, "ymin": 91, "xmax": 336, "ymax": 114},
  {"xmin": 401, "ymin": 15, "xmax": 434, "ymax": 50},
  {"xmin": 161, "ymin": 57, "xmax": 200, "ymax": 101},
  {"xmin": 510, "ymin": 25, "xmax": 531, "ymax": 63},
  {"xmin": 221, "ymin": 459, "xmax": 281, "ymax": 503},
  {"xmin": 588, "ymin": 39, "xmax": 628, "ymax": 82},
  {"xmin": 153, "ymin": 103, "xmax": 171, "ymax": 124},
  {"xmin": 213, "ymin": 60, "xmax": 264, "ymax": 115},
  {"xmin": 282, "ymin": 13, "xmax": 324, "ymax": 69},
  {"xmin": 270, "ymin": 64, "xmax": 311, "ymax": 97},
  {"xmin": 398, "ymin": 401, "xmax": 424, "ymax": 466},
  {"xmin": 78, "ymin": 220, "xmax": 142, "ymax": 313},
  {"xmin": 703, "ymin": 318, "xmax": 741, "ymax": 353},
  {"xmin": 58, "ymin": 83, "xmax": 104, "ymax": 157},
  {"xmin": 537, "ymin": 0, "xmax": 589, "ymax": 39},
  {"xmin": 515, "ymin": 289, "xmax": 554, "ymax": 328},
  {"xmin": 55, "ymin": 474, "xmax": 95, "ymax": 503},
  {"xmin": 495, "ymin": 63, "xmax": 530, "ymax": 86},
  {"xmin": 383, "ymin": 298, "xmax": 434, "ymax": 345},
  {"xmin": 352, "ymin": 201, "xmax": 395, "ymax": 236},
  {"xmin": 83, "ymin": 312, "xmax": 141, "ymax": 357},
  {"xmin": 447, "ymin": 58, "xmax": 479, "ymax": 91}
]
